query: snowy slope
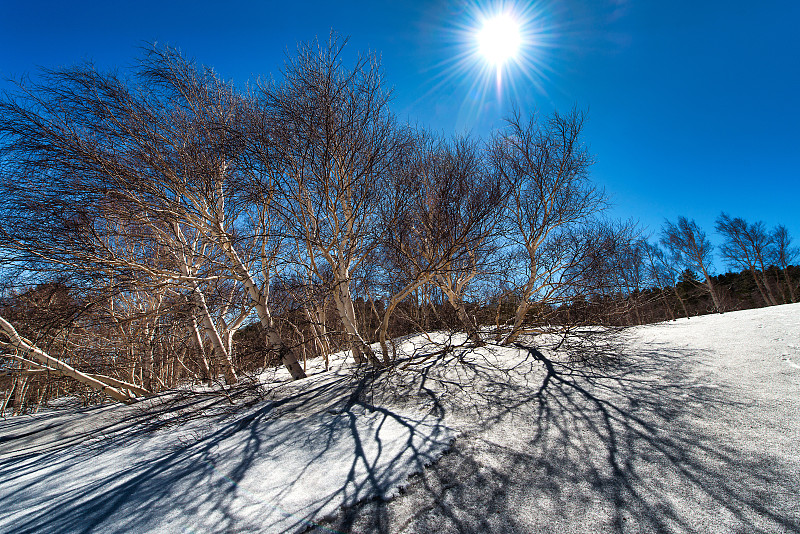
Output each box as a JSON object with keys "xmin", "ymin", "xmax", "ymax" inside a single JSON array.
[
  {"xmin": 1, "ymin": 304, "xmax": 799, "ymax": 533},
  {"xmin": 0, "ymin": 365, "xmax": 457, "ymax": 533},
  {"xmin": 313, "ymin": 304, "xmax": 800, "ymax": 533}
]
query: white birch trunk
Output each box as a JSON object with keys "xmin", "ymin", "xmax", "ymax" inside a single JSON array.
[
  {"xmin": 213, "ymin": 231, "xmax": 306, "ymax": 379},
  {"xmin": 437, "ymin": 280, "xmax": 483, "ymax": 346},
  {"xmin": 331, "ymin": 275, "xmax": 381, "ymax": 366},
  {"xmin": 0, "ymin": 316, "xmax": 138, "ymax": 403}
]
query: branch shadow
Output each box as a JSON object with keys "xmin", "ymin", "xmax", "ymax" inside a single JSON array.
[
  {"xmin": 0, "ymin": 369, "xmax": 454, "ymax": 534},
  {"xmin": 311, "ymin": 336, "xmax": 800, "ymax": 533}
]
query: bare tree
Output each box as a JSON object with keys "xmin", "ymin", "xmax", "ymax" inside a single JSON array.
[
  {"xmin": 715, "ymin": 213, "xmax": 778, "ymax": 306},
  {"xmin": 641, "ymin": 241, "xmax": 690, "ymax": 319},
  {"xmin": 427, "ymin": 137, "xmax": 506, "ymax": 345},
  {"xmin": 773, "ymin": 225, "xmax": 798, "ymax": 303},
  {"xmin": 661, "ymin": 217, "xmax": 722, "ymax": 312},
  {"xmin": 491, "ymin": 108, "xmax": 607, "ymax": 344},
  {"xmin": 609, "ymin": 235, "xmax": 648, "ymax": 325},
  {"xmin": 0, "ymin": 46, "xmax": 307, "ymax": 384},
  {"xmin": 559, "ymin": 219, "xmax": 641, "ymax": 325},
  {"xmin": 0, "ymin": 56, "xmax": 241, "ymax": 383},
  {"xmin": 142, "ymin": 47, "xmax": 307, "ymax": 379},
  {"xmin": 0, "ymin": 315, "xmax": 145, "ymax": 403},
  {"xmin": 259, "ymin": 36, "xmax": 405, "ymax": 366},
  {"xmin": 375, "ymin": 132, "xmax": 505, "ymax": 356},
  {"xmin": 0, "ymin": 282, "xmax": 152, "ymax": 410}
]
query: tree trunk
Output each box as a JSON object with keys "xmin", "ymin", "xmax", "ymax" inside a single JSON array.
[
  {"xmin": 0, "ymin": 381, "xmax": 15, "ymax": 416},
  {"xmin": 782, "ymin": 267, "xmax": 797, "ymax": 303},
  {"xmin": 141, "ymin": 326, "xmax": 155, "ymax": 392},
  {"xmin": 759, "ymin": 271, "xmax": 779, "ymax": 306},
  {"xmin": 178, "ymin": 271, "xmax": 238, "ymax": 384},
  {"xmin": 350, "ymin": 341, "xmax": 366, "ymax": 365},
  {"xmin": 750, "ymin": 268, "xmax": 772, "ymax": 306},
  {"xmin": 494, "ymin": 291, "xmax": 511, "ymax": 341},
  {"xmin": 773, "ymin": 270, "xmax": 788, "ymax": 304},
  {"xmin": 195, "ymin": 294, "xmax": 238, "ymax": 385},
  {"xmin": 13, "ymin": 375, "xmax": 29, "ymax": 416},
  {"xmin": 214, "ymin": 229, "xmax": 306, "ymax": 379},
  {"xmin": 661, "ymin": 290, "xmax": 676, "ymax": 321},
  {"xmin": 673, "ymin": 286, "xmax": 690, "ymax": 318},
  {"xmin": 442, "ymin": 288, "xmax": 483, "ymax": 345},
  {"xmin": 501, "ymin": 300, "xmax": 530, "ymax": 345},
  {"xmin": 85, "ymin": 373, "xmax": 152, "ymax": 397},
  {"xmin": 332, "ymin": 277, "xmax": 381, "ymax": 366},
  {"xmin": 379, "ymin": 276, "xmax": 432, "ymax": 364},
  {"xmin": 305, "ymin": 305, "xmax": 332, "ymax": 370},
  {"xmin": 701, "ymin": 269, "xmax": 722, "ymax": 312},
  {"xmin": 0, "ymin": 316, "xmax": 138, "ymax": 403},
  {"xmin": 189, "ymin": 315, "xmax": 212, "ymax": 381}
]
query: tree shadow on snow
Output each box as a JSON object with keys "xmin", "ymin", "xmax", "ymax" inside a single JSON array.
[
  {"xmin": 0, "ymin": 369, "xmax": 453, "ymax": 534},
  {"xmin": 312, "ymin": 336, "xmax": 800, "ymax": 534}
]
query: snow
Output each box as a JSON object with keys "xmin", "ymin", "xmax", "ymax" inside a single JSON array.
[
  {"xmin": 0, "ymin": 364, "xmax": 455, "ymax": 533},
  {"xmin": 312, "ymin": 304, "xmax": 800, "ymax": 533},
  {"xmin": 2, "ymin": 304, "xmax": 800, "ymax": 533}
]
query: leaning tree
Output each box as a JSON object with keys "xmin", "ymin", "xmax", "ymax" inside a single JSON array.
[
  {"xmin": 0, "ymin": 46, "xmax": 308, "ymax": 388},
  {"xmin": 715, "ymin": 213, "xmax": 779, "ymax": 306},
  {"xmin": 661, "ymin": 217, "xmax": 722, "ymax": 313}
]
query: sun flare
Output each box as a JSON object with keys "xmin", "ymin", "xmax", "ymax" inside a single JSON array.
[
  {"xmin": 478, "ymin": 14, "xmax": 521, "ymax": 65},
  {"xmin": 419, "ymin": 2, "xmax": 550, "ymax": 116}
]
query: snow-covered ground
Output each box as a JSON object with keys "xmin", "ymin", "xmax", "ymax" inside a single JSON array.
[{"xmin": 1, "ymin": 304, "xmax": 799, "ymax": 533}]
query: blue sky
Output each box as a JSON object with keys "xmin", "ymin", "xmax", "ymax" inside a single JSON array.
[{"xmin": 2, "ymin": 0, "xmax": 798, "ymax": 267}]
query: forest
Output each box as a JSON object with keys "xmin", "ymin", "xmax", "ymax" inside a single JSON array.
[{"xmin": 1, "ymin": 40, "xmax": 797, "ymax": 416}]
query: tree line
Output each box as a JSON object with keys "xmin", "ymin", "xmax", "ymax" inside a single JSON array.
[
  {"xmin": 565, "ymin": 215, "xmax": 798, "ymax": 329},
  {"xmin": 0, "ymin": 39, "xmax": 796, "ymax": 415}
]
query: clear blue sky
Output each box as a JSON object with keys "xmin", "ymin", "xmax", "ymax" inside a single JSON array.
[{"xmin": 2, "ymin": 0, "xmax": 798, "ymax": 266}]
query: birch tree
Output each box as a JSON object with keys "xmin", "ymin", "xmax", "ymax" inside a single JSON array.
[
  {"xmin": 379, "ymin": 133, "xmax": 505, "ymax": 350},
  {"xmin": 715, "ymin": 213, "xmax": 778, "ymax": 306},
  {"xmin": 641, "ymin": 241, "xmax": 690, "ymax": 319},
  {"xmin": 661, "ymin": 217, "xmax": 722, "ymax": 312},
  {"xmin": 773, "ymin": 225, "xmax": 798, "ymax": 303},
  {"xmin": 491, "ymin": 109, "xmax": 606, "ymax": 344},
  {"xmin": 0, "ymin": 46, "xmax": 307, "ymax": 381},
  {"xmin": 0, "ymin": 315, "xmax": 146, "ymax": 403},
  {"xmin": 259, "ymin": 36, "xmax": 405, "ymax": 366}
]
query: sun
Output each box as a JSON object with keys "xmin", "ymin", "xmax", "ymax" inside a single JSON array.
[
  {"xmin": 413, "ymin": 2, "xmax": 552, "ymax": 117},
  {"xmin": 478, "ymin": 14, "xmax": 521, "ymax": 66}
]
